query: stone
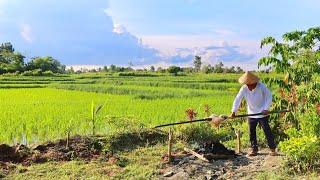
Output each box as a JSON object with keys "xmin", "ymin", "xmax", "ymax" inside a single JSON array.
[{"xmin": 163, "ymin": 171, "xmax": 174, "ymax": 177}]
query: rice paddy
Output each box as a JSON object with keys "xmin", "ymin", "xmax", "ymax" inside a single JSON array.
[{"xmin": 0, "ymin": 73, "xmax": 250, "ymax": 144}]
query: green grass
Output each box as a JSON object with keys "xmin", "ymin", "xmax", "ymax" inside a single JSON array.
[
  {"xmin": 0, "ymin": 72, "xmax": 285, "ymax": 145},
  {"xmin": 0, "ymin": 87, "xmax": 234, "ymax": 144}
]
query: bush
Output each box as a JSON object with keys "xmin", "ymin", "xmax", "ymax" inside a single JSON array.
[
  {"xmin": 299, "ymin": 110, "xmax": 320, "ymax": 137},
  {"xmin": 176, "ymin": 123, "xmax": 218, "ymax": 143},
  {"xmin": 118, "ymin": 72, "xmax": 158, "ymax": 77},
  {"xmin": 32, "ymin": 69, "xmax": 42, "ymax": 76},
  {"xmin": 279, "ymin": 136, "xmax": 320, "ymax": 172},
  {"xmin": 176, "ymin": 122, "xmax": 249, "ymax": 148},
  {"xmin": 43, "ymin": 70, "xmax": 54, "ymax": 76},
  {"xmin": 21, "ymin": 70, "xmax": 33, "ymax": 76}
]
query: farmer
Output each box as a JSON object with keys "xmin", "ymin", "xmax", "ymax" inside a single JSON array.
[{"xmin": 230, "ymin": 71, "xmax": 277, "ymax": 156}]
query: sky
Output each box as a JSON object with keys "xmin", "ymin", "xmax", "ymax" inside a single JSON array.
[{"xmin": 0, "ymin": 0, "xmax": 319, "ymax": 70}]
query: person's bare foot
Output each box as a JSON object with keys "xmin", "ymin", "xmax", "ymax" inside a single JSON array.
[{"xmin": 269, "ymin": 149, "xmax": 278, "ymax": 156}]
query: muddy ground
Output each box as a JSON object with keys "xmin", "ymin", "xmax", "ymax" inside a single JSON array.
[{"xmin": 159, "ymin": 149, "xmax": 282, "ymax": 180}]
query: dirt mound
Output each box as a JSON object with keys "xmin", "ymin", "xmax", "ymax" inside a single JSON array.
[
  {"xmin": 0, "ymin": 144, "xmax": 31, "ymax": 163},
  {"xmin": 0, "ymin": 135, "xmax": 107, "ymax": 166},
  {"xmin": 0, "ymin": 129, "xmax": 167, "ymax": 165},
  {"xmin": 27, "ymin": 135, "xmax": 105, "ymax": 164}
]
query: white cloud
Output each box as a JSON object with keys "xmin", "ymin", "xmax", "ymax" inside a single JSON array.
[
  {"xmin": 20, "ymin": 24, "xmax": 33, "ymax": 43},
  {"xmin": 140, "ymin": 35, "xmax": 224, "ymax": 56},
  {"xmin": 137, "ymin": 34, "xmax": 268, "ymax": 70},
  {"xmin": 113, "ymin": 24, "xmax": 127, "ymax": 34}
]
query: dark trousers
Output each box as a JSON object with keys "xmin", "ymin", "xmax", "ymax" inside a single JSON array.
[{"xmin": 248, "ymin": 116, "xmax": 276, "ymax": 151}]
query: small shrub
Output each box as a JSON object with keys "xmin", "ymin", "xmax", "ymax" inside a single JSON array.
[
  {"xmin": 21, "ymin": 70, "xmax": 33, "ymax": 76},
  {"xmin": 279, "ymin": 136, "xmax": 320, "ymax": 173},
  {"xmin": 176, "ymin": 123, "xmax": 215, "ymax": 143},
  {"xmin": 299, "ymin": 110, "xmax": 320, "ymax": 137},
  {"xmin": 32, "ymin": 69, "xmax": 42, "ymax": 76},
  {"xmin": 43, "ymin": 70, "xmax": 54, "ymax": 76}
]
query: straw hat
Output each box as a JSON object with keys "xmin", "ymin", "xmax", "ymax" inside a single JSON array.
[{"xmin": 238, "ymin": 71, "xmax": 259, "ymax": 84}]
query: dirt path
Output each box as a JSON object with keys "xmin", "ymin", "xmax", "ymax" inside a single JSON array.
[{"xmin": 159, "ymin": 149, "xmax": 282, "ymax": 180}]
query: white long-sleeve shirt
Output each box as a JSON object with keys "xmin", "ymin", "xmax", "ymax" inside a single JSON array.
[{"xmin": 231, "ymin": 82, "xmax": 272, "ymax": 118}]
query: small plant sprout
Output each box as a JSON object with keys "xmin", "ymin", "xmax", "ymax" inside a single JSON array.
[
  {"xmin": 91, "ymin": 101, "xmax": 104, "ymax": 136},
  {"xmin": 66, "ymin": 119, "xmax": 73, "ymax": 149}
]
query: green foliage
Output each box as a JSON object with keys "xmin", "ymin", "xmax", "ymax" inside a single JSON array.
[
  {"xmin": 279, "ymin": 136, "xmax": 320, "ymax": 172},
  {"xmin": 0, "ymin": 42, "xmax": 14, "ymax": 53},
  {"xmin": 298, "ymin": 109, "xmax": 320, "ymax": 137},
  {"xmin": 260, "ymin": 26, "xmax": 320, "ymax": 173},
  {"xmin": 108, "ymin": 64, "xmax": 133, "ymax": 72},
  {"xmin": 176, "ymin": 123, "xmax": 215, "ymax": 143},
  {"xmin": 0, "ymin": 42, "xmax": 66, "ymax": 75},
  {"xmin": 26, "ymin": 56, "xmax": 66, "ymax": 73},
  {"xmin": 259, "ymin": 27, "xmax": 320, "ymax": 128},
  {"xmin": 193, "ymin": 55, "xmax": 202, "ymax": 72},
  {"xmin": 213, "ymin": 62, "xmax": 224, "ymax": 73},
  {"xmin": 42, "ymin": 70, "xmax": 55, "ymax": 76},
  {"xmin": 167, "ymin": 65, "xmax": 182, "ymax": 75},
  {"xmin": 118, "ymin": 72, "xmax": 158, "ymax": 77},
  {"xmin": 0, "ymin": 50, "xmax": 25, "ymax": 73},
  {"xmin": 90, "ymin": 101, "xmax": 104, "ymax": 135},
  {"xmin": 150, "ymin": 66, "xmax": 155, "ymax": 72}
]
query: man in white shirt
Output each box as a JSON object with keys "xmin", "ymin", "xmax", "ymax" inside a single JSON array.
[{"xmin": 230, "ymin": 71, "xmax": 277, "ymax": 156}]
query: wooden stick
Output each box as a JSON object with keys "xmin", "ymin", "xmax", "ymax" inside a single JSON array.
[
  {"xmin": 235, "ymin": 129, "xmax": 241, "ymax": 154},
  {"xmin": 66, "ymin": 130, "xmax": 70, "ymax": 149},
  {"xmin": 184, "ymin": 147, "xmax": 210, "ymax": 162},
  {"xmin": 154, "ymin": 109, "xmax": 290, "ymax": 128},
  {"xmin": 167, "ymin": 128, "xmax": 173, "ymax": 162}
]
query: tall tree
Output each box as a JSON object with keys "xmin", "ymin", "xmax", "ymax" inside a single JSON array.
[
  {"xmin": 26, "ymin": 56, "xmax": 65, "ymax": 73},
  {"xmin": 214, "ymin": 62, "xmax": 224, "ymax": 73},
  {"xmin": 193, "ymin": 55, "xmax": 202, "ymax": 72},
  {"xmin": 150, "ymin": 66, "xmax": 155, "ymax": 72},
  {"xmin": 167, "ymin": 66, "xmax": 181, "ymax": 75},
  {"xmin": 0, "ymin": 42, "xmax": 14, "ymax": 53},
  {"xmin": 0, "ymin": 42, "xmax": 25, "ymax": 73}
]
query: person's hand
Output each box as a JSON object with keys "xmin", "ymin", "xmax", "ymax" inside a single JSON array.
[
  {"xmin": 229, "ymin": 112, "xmax": 236, "ymax": 119},
  {"xmin": 262, "ymin": 110, "xmax": 269, "ymax": 115}
]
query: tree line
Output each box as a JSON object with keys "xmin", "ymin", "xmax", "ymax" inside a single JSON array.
[
  {"xmin": 0, "ymin": 42, "xmax": 65, "ymax": 75},
  {"xmin": 1, "ymin": 42, "xmax": 244, "ymax": 75},
  {"xmin": 79, "ymin": 56, "xmax": 244, "ymax": 75}
]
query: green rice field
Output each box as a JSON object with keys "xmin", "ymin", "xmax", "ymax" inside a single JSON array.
[{"xmin": 0, "ymin": 73, "xmax": 277, "ymax": 144}]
